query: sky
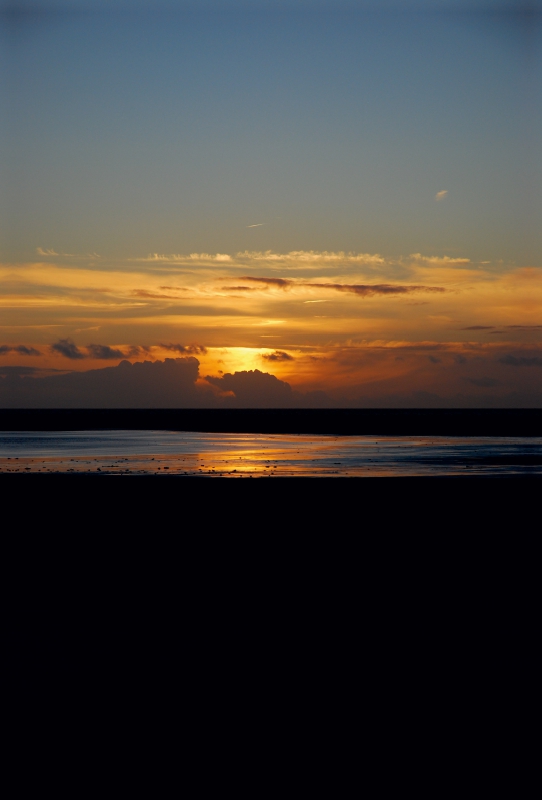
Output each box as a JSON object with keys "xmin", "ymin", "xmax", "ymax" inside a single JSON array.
[{"xmin": 1, "ymin": 0, "xmax": 541, "ymax": 406}]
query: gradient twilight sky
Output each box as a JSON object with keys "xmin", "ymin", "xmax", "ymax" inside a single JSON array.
[{"xmin": 1, "ymin": 0, "xmax": 541, "ymax": 406}]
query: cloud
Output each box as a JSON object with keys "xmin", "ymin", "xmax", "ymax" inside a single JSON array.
[
  {"xmin": 206, "ymin": 369, "xmax": 295, "ymax": 407},
  {"xmin": 139, "ymin": 253, "xmax": 232, "ymax": 263},
  {"xmin": 2, "ymin": 348, "xmax": 541, "ymax": 409},
  {"xmin": 0, "ymin": 358, "xmax": 205, "ymax": 408},
  {"xmin": 499, "ymin": 354, "xmax": 542, "ymax": 367},
  {"xmin": 35, "ymin": 247, "xmax": 100, "ymax": 259},
  {"xmin": 239, "ymin": 276, "xmax": 292, "ymax": 288},
  {"xmin": 132, "ymin": 289, "xmax": 187, "ymax": 299},
  {"xmin": 435, "ymin": 190, "xmax": 448, "ymax": 201},
  {"xmin": 507, "ymin": 325, "xmax": 542, "ymax": 330},
  {"xmin": 206, "ymin": 369, "xmax": 331, "ymax": 408},
  {"xmin": 0, "ymin": 345, "xmax": 42, "ymax": 356},
  {"xmin": 205, "ymin": 369, "xmax": 331, "ymax": 408},
  {"xmin": 49, "ymin": 342, "xmax": 150, "ymax": 360},
  {"xmin": 307, "ymin": 282, "xmax": 446, "ymax": 297},
  {"xmin": 462, "ymin": 326, "xmax": 495, "ymax": 330},
  {"xmin": 0, "ymin": 358, "xmax": 329, "ymax": 409},
  {"xmin": 428, "ymin": 355, "xmax": 442, "ymax": 364},
  {"xmin": 159, "ymin": 343, "xmax": 208, "ymax": 355},
  {"xmin": 247, "ymin": 224, "xmax": 264, "ymax": 228},
  {"xmin": 262, "ymin": 351, "xmax": 294, "ymax": 362},
  {"xmin": 239, "ymin": 276, "xmax": 445, "ymax": 296},
  {"xmin": 31, "ymin": 249, "xmax": 483, "ymax": 277},
  {"xmin": 236, "ymin": 250, "xmax": 386, "ymax": 266},
  {"xmin": 410, "ymin": 254, "xmax": 470, "ymax": 266},
  {"xmin": 138, "ymin": 249, "xmax": 386, "ymax": 267},
  {"xmin": 50, "ymin": 339, "xmax": 85, "ymax": 359},
  {"xmin": 220, "ymin": 286, "xmax": 258, "ymax": 291},
  {"xmin": 198, "ymin": 253, "xmax": 231, "ymax": 262},
  {"xmin": 124, "ymin": 249, "xmax": 479, "ymax": 273},
  {"xmin": 86, "ymin": 344, "xmax": 126, "ymax": 360},
  {"xmin": 123, "ymin": 346, "xmax": 150, "ymax": 357}
]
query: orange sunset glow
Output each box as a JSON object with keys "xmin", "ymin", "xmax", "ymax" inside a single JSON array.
[{"xmin": 1, "ymin": 251, "xmax": 541, "ymax": 406}]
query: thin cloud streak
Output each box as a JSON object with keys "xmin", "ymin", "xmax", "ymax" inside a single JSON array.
[
  {"xmin": 410, "ymin": 253, "xmax": 469, "ymax": 266},
  {"xmin": 134, "ymin": 250, "xmax": 388, "ymax": 268},
  {"xmin": 306, "ymin": 282, "xmax": 446, "ymax": 297},
  {"xmin": 238, "ymin": 276, "xmax": 446, "ymax": 296}
]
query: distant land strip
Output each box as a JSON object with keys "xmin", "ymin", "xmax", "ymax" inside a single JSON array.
[{"xmin": 1, "ymin": 409, "xmax": 541, "ymax": 436}]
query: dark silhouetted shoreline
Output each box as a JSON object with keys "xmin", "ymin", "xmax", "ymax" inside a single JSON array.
[{"xmin": 1, "ymin": 408, "xmax": 541, "ymax": 435}]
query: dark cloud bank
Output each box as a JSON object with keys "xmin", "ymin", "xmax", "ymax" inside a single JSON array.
[
  {"xmin": 49, "ymin": 339, "xmax": 152, "ymax": 360},
  {"xmin": 1, "ymin": 357, "xmax": 541, "ymax": 409},
  {"xmin": 0, "ymin": 358, "xmax": 328, "ymax": 408},
  {"xmin": 46, "ymin": 339, "xmax": 206, "ymax": 361},
  {"xmin": 0, "ymin": 345, "xmax": 42, "ymax": 356}
]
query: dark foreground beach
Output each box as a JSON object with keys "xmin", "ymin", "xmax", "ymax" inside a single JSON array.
[
  {"xmin": 2, "ymin": 410, "xmax": 541, "ymax": 477},
  {"xmin": 2, "ymin": 411, "xmax": 540, "ymax": 522}
]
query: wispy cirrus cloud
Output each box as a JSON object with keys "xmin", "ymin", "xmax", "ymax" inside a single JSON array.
[
  {"xmin": 236, "ymin": 250, "xmax": 387, "ymax": 266},
  {"xmin": 410, "ymin": 253, "xmax": 470, "ymax": 266},
  {"xmin": 135, "ymin": 250, "xmax": 387, "ymax": 269},
  {"xmin": 139, "ymin": 252, "xmax": 232, "ymax": 263},
  {"xmin": 36, "ymin": 247, "xmax": 100, "ymax": 259},
  {"xmin": 30, "ymin": 249, "xmax": 478, "ymax": 274}
]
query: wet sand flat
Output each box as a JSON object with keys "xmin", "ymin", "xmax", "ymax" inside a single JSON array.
[{"xmin": 1, "ymin": 431, "xmax": 542, "ymax": 476}]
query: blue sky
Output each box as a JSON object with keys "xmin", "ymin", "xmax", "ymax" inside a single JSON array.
[{"xmin": 2, "ymin": 0, "xmax": 540, "ymax": 264}]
